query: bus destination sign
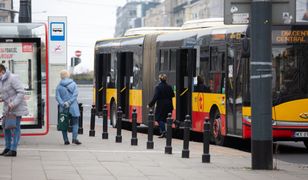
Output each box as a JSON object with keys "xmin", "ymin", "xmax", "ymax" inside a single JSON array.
[{"xmin": 272, "ymin": 30, "xmax": 308, "ymax": 44}]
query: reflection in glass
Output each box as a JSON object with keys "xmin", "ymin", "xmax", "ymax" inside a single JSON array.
[
  {"xmin": 297, "ymin": 0, "xmax": 308, "ymax": 22},
  {"xmin": 272, "ymin": 46, "xmax": 308, "ymax": 104}
]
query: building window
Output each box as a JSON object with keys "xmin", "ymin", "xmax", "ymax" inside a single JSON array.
[
  {"xmin": 0, "ymin": 3, "xmax": 5, "ymax": 8},
  {"xmin": 129, "ymin": 10, "xmax": 136, "ymax": 17},
  {"xmin": 0, "ymin": 17, "xmax": 6, "ymax": 22}
]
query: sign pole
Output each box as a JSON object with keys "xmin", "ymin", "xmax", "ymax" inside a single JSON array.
[
  {"xmin": 48, "ymin": 16, "xmax": 67, "ymax": 125},
  {"xmin": 251, "ymin": 0, "xmax": 273, "ymax": 170}
]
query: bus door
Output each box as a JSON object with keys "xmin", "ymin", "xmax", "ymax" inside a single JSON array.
[
  {"xmin": 117, "ymin": 52, "xmax": 133, "ymax": 119},
  {"xmin": 226, "ymin": 45, "xmax": 243, "ymax": 135},
  {"xmin": 176, "ymin": 49, "xmax": 196, "ymax": 124},
  {"xmin": 95, "ymin": 53, "xmax": 111, "ymax": 115}
]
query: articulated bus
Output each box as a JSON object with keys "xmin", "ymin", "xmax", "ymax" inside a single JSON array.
[
  {"xmin": 94, "ymin": 24, "xmax": 308, "ymax": 148},
  {"xmin": 0, "ymin": 23, "xmax": 49, "ymax": 136}
]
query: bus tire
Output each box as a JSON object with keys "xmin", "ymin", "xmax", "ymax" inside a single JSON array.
[
  {"xmin": 210, "ymin": 110, "xmax": 224, "ymax": 146},
  {"xmin": 304, "ymin": 140, "xmax": 308, "ymax": 150},
  {"xmin": 110, "ymin": 101, "xmax": 117, "ymax": 128}
]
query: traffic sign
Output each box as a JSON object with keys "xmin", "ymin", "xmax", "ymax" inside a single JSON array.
[
  {"xmin": 75, "ymin": 50, "xmax": 81, "ymax": 57},
  {"xmin": 50, "ymin": 22, "xmax": 65, "ymax": 41},
  {"xmin": 224, "ymin": 0, "xmax": 296, "ymax": 25}
]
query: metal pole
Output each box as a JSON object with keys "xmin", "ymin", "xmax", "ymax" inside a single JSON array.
[
  {"xmin": 147, "ymin": 109, "xmax": 154, "ymax": 149},
  {"xmin": 251, "ymin": 0, "xmax": 273, "ymax": 170},
  {"xmin": 202, "ymin": 118, "xmax": 210, "ymax": 163},
  {"xmin": 165, "ymin": 113, "xmax": 172, "ymax": 154},
  {"xmin": 182, "ymin": 115, "xmax": 191, "ymax": 158},
  {"xmin": 89, "ymin": 105, "xmax": 96, "ymax": 137},
  {"xmin": 102, "ymin": 104, "xmax": 108, "ymax": 139},
  {"xmin": 78, "ymin": 103, "xmax": 83, "ymax": 134},
  {"xmin": 131, "ymin": 108, "xmax": 138, "ymax": 146},
  {"xmin": 115, "ymin": 106, "xmax": 122, "ymax": 143}
]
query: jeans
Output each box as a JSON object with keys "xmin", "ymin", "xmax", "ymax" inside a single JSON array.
[
  {"xmin": 159, "ymin": 120, "xmax": 166, "ymax": 134},
  {"xmin": 4, "ymin": 116, "xmax": 21, "ymax": 151},
  {"xmin": 62, "ymin": 116, "xmax": 79, "ymax": 142}
]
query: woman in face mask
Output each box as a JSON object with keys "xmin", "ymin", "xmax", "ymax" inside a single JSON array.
[{"xmin": 0, "ymin": 64, "xmax": 29, "ymax": 157}]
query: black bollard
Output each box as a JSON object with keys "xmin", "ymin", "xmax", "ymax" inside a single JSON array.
[
  {"xmin": 182, "ymin": 115, "xmax": 191, "ymax": 158},
  {"xmin": 89, "ymin": 105, "xmax": 96, "ymax": 136},
  {"xmin": 131, "ymin": 108, "xmax": 138, "ymax": 146},
  {"xmin": 102, "ymin": 104, "xmax": 108, "ymax": 139},
  {"xmin": 165, "ymin": 113, "xmax": 173, "ymax": 154},
  {"xmin": 202, "ymin": 118, "xmax": 211, "ymax": 163},
  {"xmin": 78, "ymin": 103, "xmax": 84, "ymax": 134},
  {"xmin": 147, "ymin": 109, "xmax": 154, "ymax": 149},
  {"xmin": 115, "ymin": 106, "xmax": 122, "ymax": 143}
]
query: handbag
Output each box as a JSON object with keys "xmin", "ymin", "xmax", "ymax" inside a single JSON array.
[
  {"xmin": 57, "ymin": 108, "xmax": 70, "ymax": 131},
  {"xmin": 3, "ymin": 113, "xmax": 17, "ymax": 129}
]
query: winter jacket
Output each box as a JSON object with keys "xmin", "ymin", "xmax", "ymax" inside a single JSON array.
[
  {"xmin": 148, "ymin": 81, "xmax": 174, "ymax": 122},
  {"xmin": 0, "ymin": 71, "xmax": 29, "ymax": 116},
  {"xmin": 56, "ymin": 78, "xmax": 80, "ymax": 117}
]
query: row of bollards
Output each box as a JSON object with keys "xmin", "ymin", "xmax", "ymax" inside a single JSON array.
[{"xmin": 88, "ymin": 104, "xmax": 211, "ymax": 163}]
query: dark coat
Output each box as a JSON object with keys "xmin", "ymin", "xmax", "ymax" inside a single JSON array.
[
  {"xmin": 194, "ymin": 84, "xmax": 211, "ymax": 93},
  {"xmin": 148, "ymin": 81, "xmax": 174, "ymax": 122}
]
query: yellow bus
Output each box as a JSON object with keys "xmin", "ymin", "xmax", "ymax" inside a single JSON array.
[{"xmin": 94, "ymin": 24, "xmax": 308, "ymax": 148}]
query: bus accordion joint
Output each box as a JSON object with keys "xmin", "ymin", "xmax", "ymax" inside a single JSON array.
[
  {"xmin": 98, "ymin": 87, "xmax": 104, "ymax": 92},
  {"xmin": 120, "ymin": 87, "xmax": 127, "ymax": 93},
  {"xmin": 180, "ymin": 88, "xmax": 189, "ymax": 96}
]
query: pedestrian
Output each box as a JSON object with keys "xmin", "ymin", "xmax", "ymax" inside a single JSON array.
[
  {"xmin": 194, "ymin": 75, "xmax": 211, "ymax": 93},
  {"xmin": 0, "ymin": 64, "xmax": 29, "ymax": 157},
  {"xmin": 56, "ymin": 70, "xmax": 81, "ymax": 145},
  {"xmin": 148, "ymin": 74, "xmax": 174, "ymax": 138}
]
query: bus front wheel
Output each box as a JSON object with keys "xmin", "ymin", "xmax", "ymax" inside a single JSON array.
[
  {"xmin": 110, "ymin": 102, "xmax": 117, "ymax": 128},
  {"xmin": 211, "ymin": 110, "xmax": 225, "ymax": 146}
]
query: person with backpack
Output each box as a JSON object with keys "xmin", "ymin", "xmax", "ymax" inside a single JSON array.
[{"xmin": 56, "ymin": 70, "xmax": 81, "ymax": 145}]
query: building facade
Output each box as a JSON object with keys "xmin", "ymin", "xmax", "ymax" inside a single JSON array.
[
  {"xmin": 0, "ymin": 0, "xmax": 13, "ymax": 23},
  {"xmin": 114, "ymin": 0, "xmax": 161, "ymax": 37},
  {"xmin": 143, "ymin": 0, "xmax": 223, "ymax": 27}
]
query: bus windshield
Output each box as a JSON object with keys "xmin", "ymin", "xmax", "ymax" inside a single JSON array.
[{"xmin": 272, "ymin": 45, "xmax": 308, "ymax": 104}]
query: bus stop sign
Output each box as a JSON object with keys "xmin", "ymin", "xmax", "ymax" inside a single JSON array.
[{"xmin": 224, "ymin": 0, "xmax": 296, "ymax": 25}]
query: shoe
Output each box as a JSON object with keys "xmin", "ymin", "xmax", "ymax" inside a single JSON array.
[
  {"xmin": 64, "ymin": 141, "xmax": 70, "ymax": 145},
  {"xmin": 0, "ymin": 149, "xmax": 10, "ymax": 156},
  {"xmin": 72, "ymin": 139, "xmax": 82, "ymax": 145},
  {"xmin": 158, "ymin": 132, "xmax": 166, "ymax": 138},
  {"xmin": 4, "ymin": 150, "xmax": 17, "ymax": 157}
]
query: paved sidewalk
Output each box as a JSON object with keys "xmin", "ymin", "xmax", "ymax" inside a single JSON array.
[{"xmin": 1, "ymin": 125, "xmax": 308, "ymax": 180}]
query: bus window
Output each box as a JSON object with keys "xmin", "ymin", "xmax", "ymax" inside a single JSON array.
[
  {"xmin": 199, "ymin": 47, "xmax": 210, "ymax": 90},
  {"xmin": 170, "ymin": 49, "xmax": 176, "ymax": 71},
  {"xmin": 272, "ymin": 46, "xmax": 308, "ymax": 104},
  {"xmin": 159, "ymin": 49, "xmax": 169, "ymax": 71},
  {"xmin": 209, "ymin": 46, "xmax": 225, "ymax": 93},
  {"xmin": 107, "ymin": 53, "xmax": 117, "ymax": 88},
  {"xmin": 132, "ymin": 53, "xmax": 142, "ymax": 89}
]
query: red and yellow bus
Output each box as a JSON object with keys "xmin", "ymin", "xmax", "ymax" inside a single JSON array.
[
  {"xmin": 94, "ymin": 23, "xmax": 308, "ymax": 148},
  {"xmin": 0, "ymin": 23, "xmax": 49, "ymax": 136}
]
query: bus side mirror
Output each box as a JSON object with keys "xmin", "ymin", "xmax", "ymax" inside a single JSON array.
[{"xmin": 241, "ymin": 37, "xmax": 250, "ymax": 58}]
